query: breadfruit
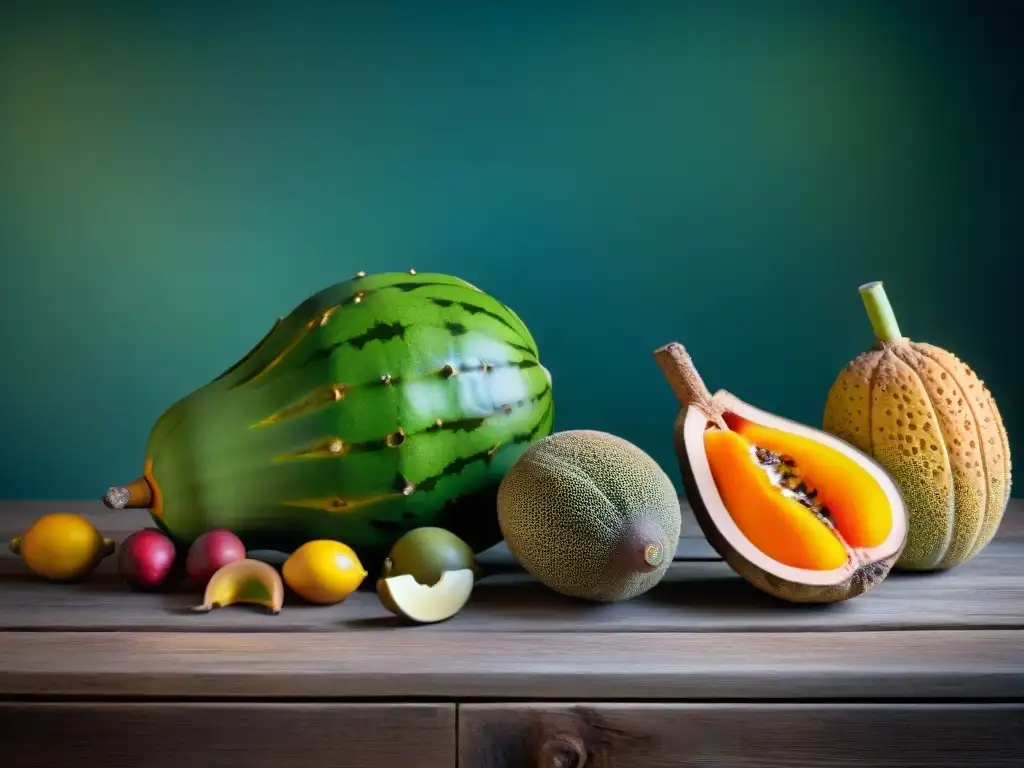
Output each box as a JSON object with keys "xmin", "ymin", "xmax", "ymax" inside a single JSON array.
[
  {"xmin": 823, "ymin": 281, "xmax": 1012, "ymax": 571},
  {"xmin": 496, "ymin": 430, "xmax": 681, "ymax": 603},
  {"xmin": 654, "ymin": 342, "xmax": 908, "ymax": 604}
]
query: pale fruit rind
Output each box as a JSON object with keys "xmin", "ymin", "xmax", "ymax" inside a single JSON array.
[
  {"xmin": 913, "ymin": 342, "xmax": 1012, "ymax": 555},
  {"xmin": 378, "ymin": 568, "xmax": 475, "ymax": 623},
  {"xmin": 821, "ymin": 351, "xmax": 876, "ymax": 456},
  {"xmin": 868, "ymin": 349, "xmax": 954, "ymax": 570},
  {"xmin": 893, "ymin": 344, "xmax": 985, "ymax": 567},
  {"xmin": 822, "ymin": 282, "xmax": 1012, "ymax": 571}
]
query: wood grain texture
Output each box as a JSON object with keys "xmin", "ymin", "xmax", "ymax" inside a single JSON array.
[
  {"xmin": 459, "ymin": 703, "xmax": 1024, "ymax": 768},
  {"xmin": 1, "ymin": 500, "xmax": 1022, "ymax": 634},
  {"xmin": 0, "ymin": 703, "xmax": 455, "ymax": 768},
  {"xmin": 0, "ymin": 629, "xmax": 1021, "ymax": 700},
  {"xmin": 1, "ymin": 500, "xmax": 1022, "ymax": 702},
  {"xmin": 1, "ymin": 548, "xmax": 1021, "ymax": 633}
]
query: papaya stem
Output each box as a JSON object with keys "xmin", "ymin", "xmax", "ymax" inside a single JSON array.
[
  {"xmin": 103, "ymin": 477, "xmax": 153, "ymax": 509},
  {"xmin": 858, "ymin": 281, "xmax": 903, "ymax": 344},
  {"xmin": 652, "ymin": 342, "xmax": 727, "ymax": 430}
]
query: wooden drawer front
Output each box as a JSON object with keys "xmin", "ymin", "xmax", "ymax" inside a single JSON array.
[
  {"xmin": 0, "ymin": 702, "xmax": 455, "ymax": 768},
  {"xmin": 459, "ymin": 703, "xmax": 1024, "ymax": 768}
]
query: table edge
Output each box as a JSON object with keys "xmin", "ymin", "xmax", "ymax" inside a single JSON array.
[{"xmin": 1, "ymin": 629, "xmax": 1021, "ymax": 701}]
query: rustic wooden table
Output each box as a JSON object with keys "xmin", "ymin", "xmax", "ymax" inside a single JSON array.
[{"xmin": 1, "ymin": 499, "xmax": 1022, "ymax": 768}]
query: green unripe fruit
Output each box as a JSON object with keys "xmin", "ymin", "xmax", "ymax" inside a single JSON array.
[{"xmin": 104, "ymin": 271, "xmax": 554, "ymax": 571}]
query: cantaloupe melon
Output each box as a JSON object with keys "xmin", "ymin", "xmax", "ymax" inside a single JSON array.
[
  {"xmin": 823, "ymin": 282, "xmax": 1012, "ymax": 571},
  {"xmin": 496, "ymin": 430, "xmax": 681, "ymax": 603}
]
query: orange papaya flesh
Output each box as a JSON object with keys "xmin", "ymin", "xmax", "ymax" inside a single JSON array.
[{"xmin": 703, "ymin": 414, "xmax": 893, "ymax": 571}]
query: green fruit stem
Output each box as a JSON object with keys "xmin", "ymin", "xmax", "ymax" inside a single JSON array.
[
  {"xmin": 653, "ymin": 342, "xmax": 728, "ymax": 430},
  {"xmin": 858, "ymin": 281, "xmax": 903, "ymax": 344},
  {"xmin": 9, "ymin": 536, "xmax": 22, "ymax": 555}
]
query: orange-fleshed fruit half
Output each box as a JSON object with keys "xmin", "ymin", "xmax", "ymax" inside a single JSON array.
[
  {"xmin": 681, "ymin": 393, "xmax": 908, "ymax": 603},
  {"xmin": 655, "ymin": 341, "xmax": 909, "ymax": 604},
  {"xmin": 706, "ymin": 412, "xmax": 894, "ymax": 571}
]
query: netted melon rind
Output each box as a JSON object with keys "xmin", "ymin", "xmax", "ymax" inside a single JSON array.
[{"xmin": 497, "ymin": 430, "xmax": 682, "ymax": 603}]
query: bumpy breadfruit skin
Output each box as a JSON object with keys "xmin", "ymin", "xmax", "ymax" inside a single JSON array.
[
  {"xmin": 674, "ymin": 410, "xmax": 904, "ymax": 605},
  {"xmin": 824, "ymin": 342, "xmax": 1011, "ymax": 571},
  {"xmin": 496, "ymin": 430, "xmax": 681, "ymax": 603}
]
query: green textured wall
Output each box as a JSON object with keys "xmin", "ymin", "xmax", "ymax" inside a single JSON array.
[{"xmin": 0, "ymin": 0, "xmax": 1020, "ymax": 500}]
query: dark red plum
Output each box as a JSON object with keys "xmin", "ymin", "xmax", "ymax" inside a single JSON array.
[
  {"xmin": 186, "ymin": 529, "xmax": 246, "ymax": 587},
  {"xmin": 118, "ymin": 528, "xmax": 177, "ymax": 591}
]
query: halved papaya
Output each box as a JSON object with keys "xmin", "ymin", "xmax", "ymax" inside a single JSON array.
[{"xmin": 654, "ymin": 342, "xmax": 908, "ymax": 604}]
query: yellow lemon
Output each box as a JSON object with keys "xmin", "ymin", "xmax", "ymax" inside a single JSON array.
[
  {"xmin": 282, "ymin": 540, "xmax": 368, "ymax": 605},
  {"xmin": 9, "ymin": 513, "xmax": 116, "ymax": 581}
]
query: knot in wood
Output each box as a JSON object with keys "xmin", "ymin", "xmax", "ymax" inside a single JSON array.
[{"xmin": 538, "ymin": 732, "xmax": 587, "ymax": 768}]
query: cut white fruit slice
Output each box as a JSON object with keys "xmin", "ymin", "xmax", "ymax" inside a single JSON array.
[{"xmin": 378, "ymin": 568, "xmax": 475, "ymax": 623}]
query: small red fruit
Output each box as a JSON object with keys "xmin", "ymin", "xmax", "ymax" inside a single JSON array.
[
  {"xmin": 186, "ymin": 529, "xmax": 247, "ymax": 586},
  {"xmin": 118, "ymin": 528, "xmax": 177, "ymax": 591}
]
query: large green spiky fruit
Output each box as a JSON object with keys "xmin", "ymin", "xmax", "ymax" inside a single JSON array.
[{"xmin": 103, "ymin": 270, "xmax": 554, "ymax": 566}]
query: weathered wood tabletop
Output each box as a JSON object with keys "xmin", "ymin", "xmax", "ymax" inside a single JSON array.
[{"xmin": 1, "ymin": 499, "xmax": 1022, "ymax": 701}]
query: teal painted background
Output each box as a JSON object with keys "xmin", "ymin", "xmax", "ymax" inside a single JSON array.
[{"xmin": 0, "ymin": 0, "xmax": 1020, "ymax": 500}]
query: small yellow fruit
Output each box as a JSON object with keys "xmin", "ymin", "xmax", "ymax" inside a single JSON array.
[
  {"xmin": 282, "ymin": 540, "xmax": 368, "ymax": 605},
  {"xmin": 9, "ymin": 513, "xmax": 116, "ymax": 581}
]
